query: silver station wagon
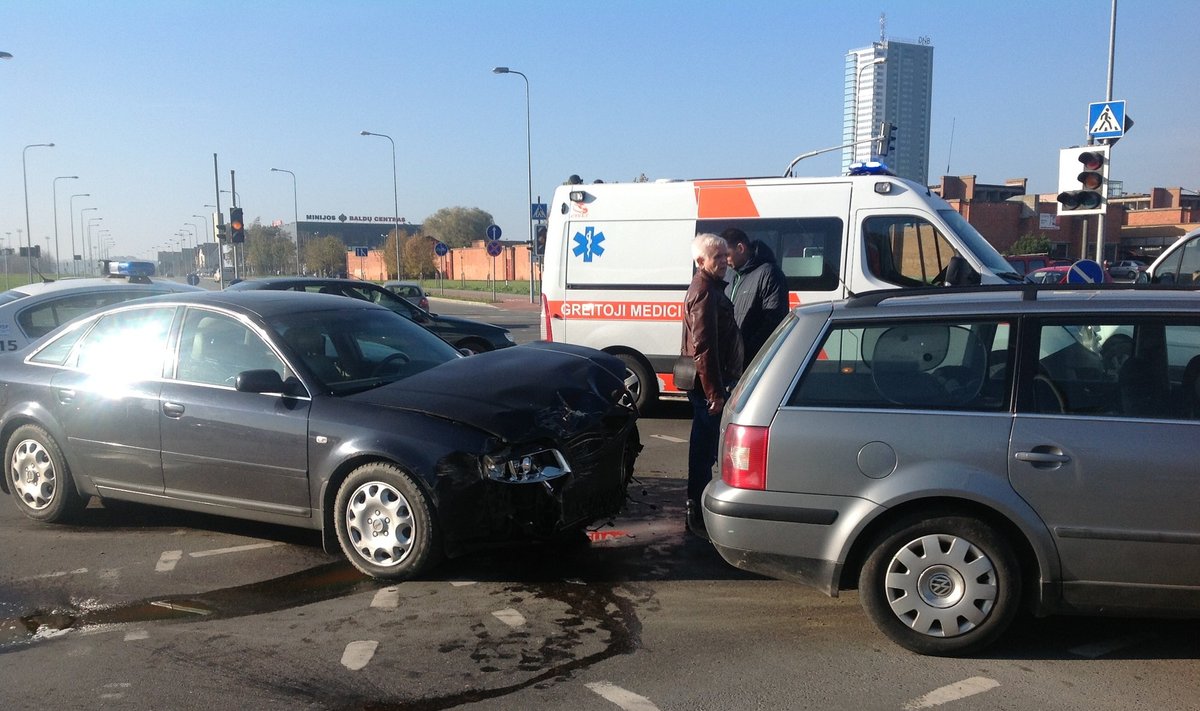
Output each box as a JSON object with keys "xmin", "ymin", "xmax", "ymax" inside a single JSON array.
[{"xmin": 703, "ymin": 285, "xmax": 1200, "ymax": 656}]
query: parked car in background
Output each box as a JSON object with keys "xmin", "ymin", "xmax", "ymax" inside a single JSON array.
[
  {"xmin": 0, "ymin": 260, "xmax": 202, "ymax": 353},
  {"xmin": 0, "ymin": 290, "xmax": 640, "ymax": 581},
  {"xmin": 704, "ymin": 284, "xmax": 1200, "ymax": 656},
  {"xmin": 384, "ymin": 280, "xmax": 429, "ymax": 311},
  {"xmin": 1108, "ymin": 260, "xmax": 1147, "ymax": 280},
  {"xmin": 227, "ymin": 277, "xmax": 515, "ymax": 353},
  {"xmin": 1026, "ymin": 263, "xmax": 1114, "ymax": 285},
  {"xmin": 1004, "ymin": 253, "xmax": 1067, "ymax": 277},
  {"xmin": 1145, "ymin": 227, "xmax": 1200, "ymax": 285}
]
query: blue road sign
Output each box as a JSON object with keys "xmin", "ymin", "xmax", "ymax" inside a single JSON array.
[
  {"xmin": 486, "ymin": 240, "xmax": 503, "ymax": 257},
  {"xmin": 434, "ymin": 241, "xmax": 449, "ymax": 257},
  {"xmin": 1088, "ymin": 100, "xmax": 1126, "ymax": 140},
  {"xmin": 354, "ymin": 246, "xmax": 369, "ymax": 258},
  {"xmin": 486, "ymin": 224, "xmax": 502, "ymax": 240},
  {"xmin": 1067, "ymin": 259, "xmax": 1106, "ymax": 284},
  {"xmin": 531, "ymin": 203, "xmax": 548, "ymax": 220}
]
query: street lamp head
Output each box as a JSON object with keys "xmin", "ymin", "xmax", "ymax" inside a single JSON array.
[
  {"xmin": 57, "ymin": 175, "xmax": 79, "ymax": 180},
  {"xmin": 360, "ymin": 130, "xmax": 372, "ymax": 136},
  {"xmin": 492, "ymin": 66, "xmax": 510, "ymax": 74},
  {"xmin": 0, "ymin": 51, "xmax": 12, "ymax": 60}
]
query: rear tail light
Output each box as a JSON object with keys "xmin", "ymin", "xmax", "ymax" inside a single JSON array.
[{"xmin": 722, "ymin": 424, "xmax": 768, "ymax": 490}]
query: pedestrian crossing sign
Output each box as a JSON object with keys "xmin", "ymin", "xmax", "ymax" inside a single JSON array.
[{"xmin": 1088, "ymin": 100, "xmax": 1126, "ymax": 140}]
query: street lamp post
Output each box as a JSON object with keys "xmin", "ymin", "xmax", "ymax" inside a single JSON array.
[
  {"xmin": 87, "ymin": 218, "xmax": 103, "ymax": 271},
  {"xmin": 51, "ymin": 176, "xmax": 78, "ymax": 276},
  {"xmin": 270, "ymin": 168, "xmax": 302, "ymax": 275},
  {"xmin": 79, "ymin": 207, "xmax": 98, "ymax": 275},
  {"xmin": 184, "ymin": 223, "xmax": 200, "ymax": 273},
  {"xmin": 359, "ymin": 131, "xmax": 401, "ymax": 280},
  {"xmin": 492, "ymin": 67, "xmax": 536, "ymax": 303},
  {"xmin": 192, "ymin": 213, "xmax": 210, "ymax": 274},
  {"xmin": 69, "ymin": 194, "xmax": 90, "ymax": 276},
  {"xmin": 853, "ymin": 57, "xmax": 886, "ymax": 164},
  {"xmin": 22, "ymin": 143, "xmax": 54, "ymax": 281},
  {"xmin": 220, "ymin": 189, "xmax": 240, "ymax": 207}
]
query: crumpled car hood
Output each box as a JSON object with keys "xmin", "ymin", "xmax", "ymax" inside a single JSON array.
[{"xmin": 347, "ymin": 342, "xmax": 632, "ymax": 441}]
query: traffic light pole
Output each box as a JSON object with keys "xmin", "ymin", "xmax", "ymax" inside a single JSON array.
[
  {"xmin": 784, "ymin": 127, "xmax": 889, "ymax": 177},
  {"xmin": 1094, "ymin": 0, "xmax": 1119, "ymax": 264}
]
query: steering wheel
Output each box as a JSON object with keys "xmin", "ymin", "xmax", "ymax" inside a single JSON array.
[{"xmin": 372, "ymin": 352, "xmax": 411, "ymax": 376}]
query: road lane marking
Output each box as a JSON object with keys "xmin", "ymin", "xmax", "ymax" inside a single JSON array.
[
  {"xmin": 450, "ymin": 581, "xmax": 477, "ymax": 587},
  {"xmin": 371, "ymin": 587, "xmax": 399, "ymax": 609},
  {"xmin": 492, "ymin": 608, "xmax": 526, "ymax": 628},
  {"xmin": 585, "ymin": 682, "xmax": 661, "ymax": 711},
  {"xmin": 1070, "ymin": 636, "xmax": 1144, "ymax": 658},
  {"xmin": 650, "ymin": 434, "xmax": 686, "ymax": 443},
  {"xmin": 341, "ymin": 640, "xmax": 378, "ymax": 670},
  {"xmin": 124, "ymin": 630, "xmax": 149, "ymax": 642},
  {"xmin": 20, "ymin": 567, "xmax": 89, "ymax": 581},
  {"xmin": 100, "ymin": 682, "xmax": 132, "ymax": 700},
  {"xmin": 903, "ymin": 677, "xmax": 1000, "ymax": 709},
  {"xmin": 189, "ymin": 542, "xmax": 283, "ymax": 558},
  {"xmin": 156, "ymin": 551, "xmax": 183, "ymax": 573}
]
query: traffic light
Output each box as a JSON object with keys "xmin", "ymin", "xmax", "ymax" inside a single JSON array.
[
  {"xmin": 216, "ymin": 223, "xmax": 228, "ymax": 242},
  {"xmin": 229, "ymin": 207, "xmax": 245, "ymax": 243},
  {"xmin": 1056, "ymin": 146, "xmax": 1109, "ymax": 216},
  {"xmin": 874, "ymin": 122, "xmax": 897, "ymax": 157}
]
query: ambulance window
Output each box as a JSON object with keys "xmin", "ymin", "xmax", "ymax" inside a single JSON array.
[
  {"xmin": 696, "ymin": 217, "xmax": 843, "ymax": 293},
  {"xmin": 863, "ymin": 216, "xmax": 960, "ymax": 287}
]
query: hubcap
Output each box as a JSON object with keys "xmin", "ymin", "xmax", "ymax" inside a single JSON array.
[
  {"xmin": 345, "ymin": 481, "xmax": 415, "ymax": 568},
  {"xmin": 882, "ymin": 533, "xmax": 997, "ymax": 638},
  {"xmin": 10, "ymin": 438, "xmax": 56, "ymax": 511}
]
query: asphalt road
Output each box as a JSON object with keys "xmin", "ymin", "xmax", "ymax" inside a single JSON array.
[{"xmin": 1, "ymin": 295, "xmax": 1198, "ymax": 710}]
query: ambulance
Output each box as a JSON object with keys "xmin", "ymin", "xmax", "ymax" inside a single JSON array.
[{"xmin": 539, "ymin": 170, "xmax": 1024, "ymax": 409}]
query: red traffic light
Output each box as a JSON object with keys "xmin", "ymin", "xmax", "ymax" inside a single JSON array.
[{"xmin": 1077, "ymin": 151, "xmax": 1105, "ymax": 171}]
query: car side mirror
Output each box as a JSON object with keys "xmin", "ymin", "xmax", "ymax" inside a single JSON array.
[
  {"xmin": 1135, "ymin": 272, "xmax": 1151, "ymax": 285},
  {"xmin": 235, "ymin": 369, "xmax": 286, "ymax": 394}
]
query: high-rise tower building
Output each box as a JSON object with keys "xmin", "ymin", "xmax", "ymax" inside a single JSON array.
[{"xmin": 842, "ymin": 36, "xmax": 934, "ymax": 184}]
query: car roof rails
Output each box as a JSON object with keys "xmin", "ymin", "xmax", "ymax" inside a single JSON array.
[{"xmin": 844, "ymin": 282, "xmax": 1188, "ymax": 309}]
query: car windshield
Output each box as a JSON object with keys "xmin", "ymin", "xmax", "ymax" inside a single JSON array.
[
  {"xmin": 268, "ymin": 307, "xmax": 460, "ymax": 395},
  {"xmin": 937, "ymin": 209, "xmax": 1023, "ymax": 282}
]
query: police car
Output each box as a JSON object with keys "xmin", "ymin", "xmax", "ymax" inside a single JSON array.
[{"xmin": 0, "ymin": 261, "xmax": 202, "ymax": 352}]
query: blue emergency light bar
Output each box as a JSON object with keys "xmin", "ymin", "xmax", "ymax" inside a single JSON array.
[
  {"xmin": 847, "ymin": 161, "xmax": 895, "ymax": 176},
  {"xmin": 102, "ymin": 260, "xmax": 156, "ymax": 278}
]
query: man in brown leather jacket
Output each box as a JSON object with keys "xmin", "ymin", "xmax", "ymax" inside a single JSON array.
[{"xmin": 680, "ymin": 233, "xmax": 743, "ymax": 536}]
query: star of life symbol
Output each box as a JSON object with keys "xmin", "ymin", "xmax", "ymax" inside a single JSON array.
[{"xmin": 572, "ymin": 227, "xmax": 605, "ymax": 262}]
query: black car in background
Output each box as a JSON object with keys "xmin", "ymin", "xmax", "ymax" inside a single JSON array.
[
  {"xmin": 0, "ymin": 290, "xmax": 639, "ymax": 580},
  {"xmin": 227, "ymin": 277, "xmax": 515, "ymax": 353}
]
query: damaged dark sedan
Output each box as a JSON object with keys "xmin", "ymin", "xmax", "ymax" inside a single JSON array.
[{"xmin": 0, "ymin": 290, "xmax": 640, "ymax": 580}]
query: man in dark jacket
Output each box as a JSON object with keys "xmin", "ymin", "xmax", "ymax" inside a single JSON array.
[
  {"xmin": 681, "ymin": 233, "xmax": 743, "ymax": 536},
  {"xmin": 722, "ymin": 228, "xmax": 789, "ymax": 362}
]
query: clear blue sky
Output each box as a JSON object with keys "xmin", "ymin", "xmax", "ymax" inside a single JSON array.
[{"xmin": 2, "ymin": 1, "xmax": 1197, "ymax": 262}]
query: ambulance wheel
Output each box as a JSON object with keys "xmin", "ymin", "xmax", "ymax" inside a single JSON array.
[{"xmin": 615, "ymin": 353, "xmax": 656, "ymax": 412}]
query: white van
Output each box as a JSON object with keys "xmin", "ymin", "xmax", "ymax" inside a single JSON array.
[
  {"xmin": 1144, "ymin": 227, "xmax": 1200, "ymax": 285},
  {"xmin": 539, "ymin": 173, "xmax": 1023, "ymax": 408}
]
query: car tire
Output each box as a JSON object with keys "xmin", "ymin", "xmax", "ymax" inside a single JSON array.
[
  {"xmin": 859, "ymin": 515, "xmax": 1021, "ymax": 656},
  {"xmin": 457, "ymin": 338, "xmax": 492, "ymax": 355},
  {"xmin": 6, "ymin": 424, "xmax": 83, "ymax": 523},
  {"xmin": 615, "ymin": 353, "xmax": 657, "ymax": 412},
  {"xmin": 334, "ymin": 463, "xmax": 441, "ymax": 580}
]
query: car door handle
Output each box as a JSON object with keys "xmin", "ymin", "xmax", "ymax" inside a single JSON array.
[
  {"xmin": 162, "ymin": 402, "xmax": 185, "ymax": 418},
  {"xmin": 54, "ymin": 388, "xmax": 75, "ymax": 404},
  {"xmin": 1014, "ymin": 450, "xmax": 1071, "ymax": 464}
]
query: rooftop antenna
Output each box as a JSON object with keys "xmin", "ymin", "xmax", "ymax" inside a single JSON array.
[
  {"xmin": 946, "ymin": 116, "xmax": 955, "ymax": 174},
  {"xmin": 880, "ymin": 12, "xmax": 886, "ymax": 42}
]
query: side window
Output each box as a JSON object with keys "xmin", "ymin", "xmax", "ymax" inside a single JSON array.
[
  {"xmin": 175, "ymin": 310, "xmax": 285, "ymax": 386},
  {"xmin": 863, "ymin": 216, "xmax": 960, "ymax": 287},
  {"xmin": 16, "ymin": 289, "xmax": 156, "ymax": 339},
  {"xmin": 696, "ymin": 217, "xmax": 844, "ymax": 293},
  {"xmin": 789, "ymin": 320, "xmax": 1010, "ymax": 411},
  {"xmin": 1030, "ymin": 321, "xmax": 1200, "ymax": 420},
  {"xmin": 1178, "ymin": 239, "xmax": 1200, "ymax": 286},
  {"xmin": 74, "ymin": 306, "xmax": 176, "ymax": 379}
]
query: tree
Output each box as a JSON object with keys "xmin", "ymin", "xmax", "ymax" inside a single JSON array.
[
  {"xmin": 421, "ymin": 207, "xmax": 495, "ymax": 248},
  {"xmin": 1007, "ymin": 234, "xmax": 1051, "ymax": 256},
  {"xmin": 305, "ymin": 235, "xmax": 349, "ymax": 277},
  {"xmin": 402, "ymin": 233, "xmax": 436, "ymax": 278},
  {"xmin": 244, "ymin": 220, "xmax": 295, "ymax": 276}
]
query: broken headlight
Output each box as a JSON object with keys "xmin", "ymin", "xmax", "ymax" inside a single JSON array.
[{"xmin": 482, "ymin": 448, "xmax": 572, "ymax": 484}]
